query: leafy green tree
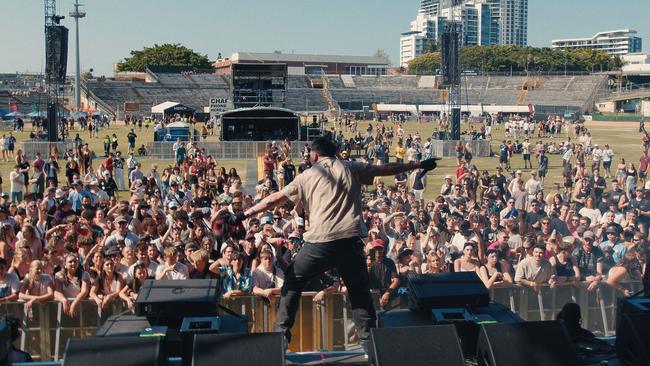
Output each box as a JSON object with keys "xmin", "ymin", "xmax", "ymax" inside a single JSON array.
[
  {"xmin": 407, "ymin": 52, "xmax": 441, "ymax": 75},
  {"xmin": 407, "ymin": 45, "xmax": 624, "ymax": 74},
  {"xmin": 116, "ymin": 43, "xmax": 213, "ymax": 72}
]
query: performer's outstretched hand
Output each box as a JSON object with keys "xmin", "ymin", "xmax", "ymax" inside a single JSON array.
[
  {"xmin": 232, "ymin": 212, "xmax": 247, "ymax": 224},
  {"xmin": 420, "ymin": 158, "xmax": 440, "ymax": 172}
]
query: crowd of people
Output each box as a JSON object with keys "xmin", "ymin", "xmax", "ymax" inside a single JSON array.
[{"xmin": 0, "ymin": 114, "xmax": 647, "ymax": 354}]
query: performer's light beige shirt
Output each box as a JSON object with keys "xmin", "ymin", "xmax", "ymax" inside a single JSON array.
[{"xmin": 280, "ymin": 157, "xmax": 372, "ymax": 243}]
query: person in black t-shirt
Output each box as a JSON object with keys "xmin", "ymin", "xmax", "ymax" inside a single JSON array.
[{"xmin": 367, "ymin": 240, "xmax": 398, "ymax": 308}]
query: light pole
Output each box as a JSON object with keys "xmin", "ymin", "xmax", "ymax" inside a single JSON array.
[{"xmin": 70, "ymin": 0, "xmax": 86, "ymax": 111}]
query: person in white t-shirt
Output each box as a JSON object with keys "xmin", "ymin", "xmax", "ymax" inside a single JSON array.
[
  {"xmin": 9, "ymin": 165, "xmax": 24, "ymax": 203},
  {"xmin": 155, "ymin": 246, "xmax": 189, "ymax": 280},
  {"xmin": 602, "ymin": 144, "xmax": 614, "ymax": 178},
  {"xmin": 0, "ymin": 258, "xmax": 19, "ymax": 302}
]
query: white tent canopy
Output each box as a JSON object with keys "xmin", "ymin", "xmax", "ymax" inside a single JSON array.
[
  {"xmin": 151, "ymin": 101, "xmax": 180, "ymax": 114},
  {"xmin": 418, "ymin": 104, "xmax": 530, "ymax": 115},
  {"xmin": 376, "ymin": 104, "xmax": 418, "ymax": 113}
]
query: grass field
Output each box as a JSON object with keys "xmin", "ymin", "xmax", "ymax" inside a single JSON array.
[
  {"xmin": 346, "ymin": 120, "xmax": 642, "ymax": 202},
  {"xmin": 3, "ymin": 119, "xmax": 642, "ymax": 200}
]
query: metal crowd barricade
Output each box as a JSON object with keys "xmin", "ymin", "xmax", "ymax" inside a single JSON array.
[
  {"xmin": 146, "ymin": 141, "xmax": 310, "ymax": 160},
  {"xmin": 20, "ymin": 141, "xmax": 79, "ymax": 160},
  {"xmin": 0, "ymin": 281, "xmax": 642, "ymax": 361}
]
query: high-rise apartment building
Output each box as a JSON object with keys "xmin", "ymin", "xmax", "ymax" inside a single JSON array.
[
  {"xmin": 551, "ymin": 29, "xmax": 642, "ymax": 56},
  {"xmin": 399, "ymin": 0, "xmax": 528, "ymax": 67}
]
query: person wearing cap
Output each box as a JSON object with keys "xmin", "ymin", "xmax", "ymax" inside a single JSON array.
[
  {"xmin": 164, "ymin": 180, "xmax": 185, "ymax": 207},
  {"xmin": 440, "ymin": 175, "xmax": 453, "ymax": 196},
  {"xmin": 549, "ymin": 239, "xmax": 581, "ymax": 284},
  {"xmin": 238, "ymin": 137, "xmax": 439, "ymax": 349},
  {"xmin": 89, "ymin": 180, "xmax": 109, "ymax": 205},
  {"xmin": 367, "ymin": 239, "xmax": 399, "ymax": 308},
  {"xmin": 572, "ymin": 231, "xmax": 604, "ymax": 290},
  {"xmin": 68, "ymin": 180, "xmax": 90, "ymax": 214},
  {"xmin": 105, "ymin": 216, "xmax": 139, "ymax": 249},
  {"xmin": 601, "ymin": 225, "xmax": 624, "ymax": 261},
  {"xmin": 99, "ymin": 170, "xmax": 118, "ymax": 198},
  {"xmin": 172, "ymin": 210, "xmax": 192, "ymax": 243}
]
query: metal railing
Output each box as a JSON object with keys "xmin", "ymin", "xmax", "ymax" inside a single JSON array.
[
  {"xmin": 20, "ymin": 141, "xmax": 79, "ymax": 160},
  {"xmin": 3, "ymin": 281, "xmax": 641, "ymax": 361},
  {"xmin": 146, "ymin": 141, "xmax": 310, "ymax": 160}
]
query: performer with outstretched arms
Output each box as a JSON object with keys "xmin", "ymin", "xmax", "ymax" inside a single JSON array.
[{"xmin": 235, "ymin": 137, "xmax": 438, "ymax": 350}]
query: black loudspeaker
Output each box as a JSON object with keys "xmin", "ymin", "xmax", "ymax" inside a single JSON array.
[
  {"xmin": 476, "ymin": 321, "xmax": 579, "ymax": 366},
  {"xmin": 135, "ymin": 279, "xmax": 220, "ymax": 328},
  {"xmin": 45, "ymin": 25, "xmax": 68, "ymax": 83},
  {"xmin": 616, "ymin": 312, "xmax": 650, "ymax": 366},
  {"xmin": 440, "ymin": 24, "xmax": 460, "ymax": 86},
  {"xmin": 95, "ymin": 315, "xmax": 151, "ymax": 337},
  {"xmin": 408, "ymin": 272, "xmax": 489, "ymax": 312},
  {"xmin": 370, "ymin": 325, "xmax": 464, "ymax": 366},
  {"xmin": 47, "ymin": 102, "xmax": 58, "ymax": 142},
  {"xmin": 0, "ymin": 322, "xmax": 10, "ymax": 366},
  {"xmin": 63, "ymin": 336, "xmax": 163, "ymax": 366},
  {"xmin": 180, "ymin": 317, "xmax": 221, "ymax": 366},
  {"xmin": 451, "ymin": 107, "xmax": 461, "ymax": 140},
  {"xmin": 440, "ymin": 32, "xmax": 450, "ymax": 85},
  {"xmin": 192, "ymin": 332, "xmax": 285, "ymax": 366}
]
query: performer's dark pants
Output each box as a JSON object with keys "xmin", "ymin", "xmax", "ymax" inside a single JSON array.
[{"xmin": 274, "ymin": 237, "xmax": 376, "ymax": 347}]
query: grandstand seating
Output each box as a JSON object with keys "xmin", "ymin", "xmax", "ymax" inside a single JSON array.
[
  {"xmin": 286, "ymin": 89, "xmax": 327, "ymax": 111},
  {"xmin": 288, "ymin": 76, "xmax": 309, "ymax": 89},
  {"xmin": 83, "ymin": 70, "xmax": 608, "ymax": 116}
]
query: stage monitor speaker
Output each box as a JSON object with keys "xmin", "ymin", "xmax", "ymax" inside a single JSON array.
[
  {"xmin": 135, "ymin": 279, "xmax": 220, "ymax": 328},
  {"xmin": 370, "ymin": 325, "xmax": 464, "ymax": 366},
  {"xmin": 616, "ymin": 312, "xmax": 650, "ymax": 366},
  {"xmin": 180, "ymin": 317, "xmax": 221, "ymax": 366},
  {"xmin": 63, "ymin": 336, "xmax": 163, "ymax": 366},
  {"xmin": 95, "ymin": 315, "xmax": 151, "ymax": 337},
  {"xmin": 45, "ymin": 25, "xmax": 68, "ymax": 83},
  {"xmin": 0, "ymin": 322, "xmax": 9, "ymax": 366},
  {"xmin": 408, "ymin": 272, "xmax": 489, "ymax": 312},
  {"xmin": 476, "ymin": 321, "xmax": 579, "ymax": 366},
  {"xmin": 192, "ymin": 332, "xmax": 285, "ymax": 366},
  {"xmin": 451, "ymin": 107, "xmax": 461, "ymax": 140}
]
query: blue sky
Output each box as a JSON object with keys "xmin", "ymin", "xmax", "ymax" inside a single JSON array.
[{"xmin": 2, "ymin": 0, "xmax": 649, "ymax": 76}]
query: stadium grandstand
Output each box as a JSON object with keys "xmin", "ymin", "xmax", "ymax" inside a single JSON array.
[
  {"xmin": 0, "ymin": 73, "xmax": 62, "ymax": 114},
  {"xmin": 81, "ymin": 67, "xmax": 608, "ymax": 118}
]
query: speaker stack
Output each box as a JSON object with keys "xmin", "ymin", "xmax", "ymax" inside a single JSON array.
[{"xmin": 45, "ymin": 25, "xmax": 68, "ymax": 84}]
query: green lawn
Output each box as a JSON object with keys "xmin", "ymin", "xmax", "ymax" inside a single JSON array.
[
  {"xmin": 341, "ymin": 120, "xmax": 641, "ymax": 202},
  {"xmin": 3, "ymin": 120, "xmax": 640, "ymax": 199}
]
